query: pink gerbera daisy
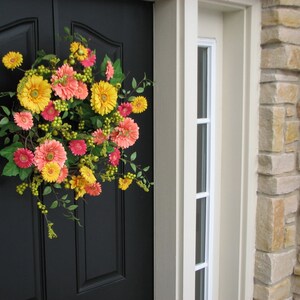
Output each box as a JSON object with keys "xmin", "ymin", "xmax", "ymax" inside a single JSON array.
[
  {"xmin": 51, "ymin": 64, "xmax": 78, "ymax": 100},
  {"xmin": 105, "ymin": 60, "xmax": 114, "ymax": 81},
  {"xmin": 80, "ymin": 49, "xmax": 96, "ymax": 68},
  {"xmin": 92, "ymin": 129, "xmax": 108, "ymax": 145},
  {"xmin": 41, "ymin": 101, "xmax": 60, "ymax": 121},
  {"xmin": 14, "ymin": 111, "xmax": 33, "ymax": 130},
  {"xmin": 85, "ymin": 182, "xmax": 102, "ymax": 196},
  {"xmin": 109, "ymin": 148, "xmax": 121, "ymax": 166},
  {"xmin": 34, "ymin": 139, "xmax": 67, "ymax": 171},
  {"xmin": 69, "ymin": 140, "xmax": 87, "ymax": 156},
  {"xmin": 13, "ymin": 148, "xmax": 34, "ymax": 168},
  {"xmin": 74, "ymin": 81, "xmax": 88, "ymax": 100},
  {"xmin": 110, "ymin": 117, "xmax": 139, "ymax": 149},
  {"xmin": 118, "ymin": 102, "xmax": 132, "ymax": 117},
  {"xmin": 56, "ymin": 165, "xmax": 68, "ymax": 184}
]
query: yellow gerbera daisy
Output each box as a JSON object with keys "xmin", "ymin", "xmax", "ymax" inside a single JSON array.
[
  {"xmin": 91, "ymin": 81, "xmax": 118, "ymax": 115},
  {"xmin": 2, "ymin": 51, "xmax": 23, "ymax": 70},
  {"xmin": 80, "ymin": 166, "xmax": 96, "ymax": 184},
  {"xmin": 70, "ymin": 42, "xmax": 88, "ymax": 61},
  {"xmin": 41, "ymin": 162, "xmax": 60, "ymax": 183},
  {"xmin": 131, "ymin": 96, "xmax": 148, "ymax": 113},
  {"xmin": 118, "ymin": 178, "xmax": 133, "ymax": 191},
  {"xmin": 17, "ymin": 75, "xmax": 51, "ymax": 113}
]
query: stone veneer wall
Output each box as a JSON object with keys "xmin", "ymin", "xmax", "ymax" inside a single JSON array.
[{"xmin": 254, "ymin": 0, "xmax": 300, "ymax": 299}]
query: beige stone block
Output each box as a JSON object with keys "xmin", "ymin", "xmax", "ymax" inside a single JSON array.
[
  {"xmin": 262, "ymin": 27, "xmax": 300, "ymax": 45},
  {"xmin": 258, "ymin": 174, "xmax": 300, "ymax": 195},
  {"xmin": 255, "ymin": 249, "xmax": 296, "ymax": 284},
  {"xmin": 294, "ymin": 264, "xmax": 300, "ymax": 275},
  {"xmin": 256, "ymin": 196, "xmax": 285, "ymax": 251},
  {"xmin": 285, "ymin": 142, "xmax": 298, "ymax": 152},
  {"xmin": 284, "ymin": 194, "xmax": 298, "ymax": 215},
  {"xmin": 285, "ymin": 214, "xmax": 296, "ymax": 223},
  {"xmin": 261, "ymin": 45, "xmax": 300, "ymax": 71},
  {"xmin": 260, "ymin": 82, "xmax": 299, "ymax": 104},
  {"xmin": 285, "ymin": 121, "xmax": 299, "ymax": 144},
  {"xmin": 261, "ymin": 70, "xmax": 300, "ymax": 83},
  {"xmin": 291, "ymin": 275, "xmax": 300, "ymax": 294},
  {"xmin": 259, "ymin": 106, "xmax": 285, "ymax": 152},
  {"xmin": 297, "ymin": 152, "xmax": 300, "ymax": 170},
  {"xmin": 286, "ymin": 105, "xmax": 296, "ymax": 117},
  {"xmin": 285, "ymin": 224, "xmax": 296, "ymax": 247},
  {"xmin": 253, "ymin": 278, "xmax": 291, "ymax": 300},
  {"xmin": 262, "ymin": 0, "xmax": 300, "ymax": 7},
  {"xmin": 258, "ymin": 153, "xmax": 295, "ymax": 175},
  {"xmin": 262, "ymin": 8, "xmax": 300, "ymax": 27}
]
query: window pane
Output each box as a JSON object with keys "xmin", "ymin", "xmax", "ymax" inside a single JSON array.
[
  {"xmin": 198, "ymin": 47, "xmax": 208, "ymax": 119},
  {"xmin": 196, "ymin": 198, "xmax": 206, "ymax": 264},
  {"xmin": 195, "ymin": 268, "xmax": 205, "ymax": 300},
  {"xmin": 197, "ymin": 124, "xmax": 207, "ymax": 193}
]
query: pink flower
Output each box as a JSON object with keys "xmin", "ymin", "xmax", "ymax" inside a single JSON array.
[
  {"xmin": 14, "ymin": 112, "xmax": 33, "ymax": 130},
  {"xmin": 41, "ymin": 101, "xmax": 60, "ymax": 121},
  {"xmin": 56, "ymin": 165, "xmax": 68, "ymax": 184},
  {"xmin": 13, "ymin": 148, "xmax": 34, "ymax": 168},
  {"xmin": 34, "ymin": 140, "xmax": 67, "ymax": 171},
  {"xmin": 80, "ymin": 49, "xmax": 96, "ymax": 68},
  {"xmin": 74, "ymin": 81, "xmax": 88, "ymax": 100},
  {"xmin": 110, "ymin": 117, "xmax": 139, "ymax": 149},
  {"xmin": 85, "ymin": 182, "xmax": 102, "ymax": 196},
  {"xmin": 69, "ymin": 140, "xmax": 87, "ymax": 156},
  {"xmin": 105, "ymin": 60, "xmax": 114, "ymax": 81},
  {"xmin": 92, "ymin": 129, "xmax": 108, "ymax": 145},
  {"xmin": 118, "ymin": 102, "xmax": 132, "ymax": 117},
  {"xmin": 109, "ymin": 148, "xmax": 121, "ymax": 166},
  {"xmin": 51, "ymin": 64, "xmax": 78, "ymax": 100}
]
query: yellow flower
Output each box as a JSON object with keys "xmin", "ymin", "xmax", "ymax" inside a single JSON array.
[
  {"xmin": 41, "ymin": 162, "xmax": 60, "ymax": 182},
  {"xmin": 131, "ymin": 96, "xmax": 148, "ymax": 113},
  {"xmin": 80, "ymin": 166, "xmax": 96, "ymax": 184},
  {"xmin": 2, "ymin": 51, "xmax": 23, "ymax": 70},
  {"xmin": 91, "ymin": 81, "xmax": 117, "ymax": 115},
  {"xmin": 118, "ymin": 177, "xmax": 133, "ymax": 191},
  {"xmin": 69, "ymin": 175, "xmax": 87, "ymax": 200},
  {"xmin": 70, "ymin": 42, "xmax": 88, "ymax": 61},
  {"xmin": 17, "ymin": 75, "xmax": 51, "ymax": 113}
]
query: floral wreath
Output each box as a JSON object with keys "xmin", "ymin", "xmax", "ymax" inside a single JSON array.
[{"xmin": 0, "ymin": 29, "xmax": 153, "ymax": 238}]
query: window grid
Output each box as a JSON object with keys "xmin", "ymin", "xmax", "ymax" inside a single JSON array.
[{"xmin": 195, "ymin": 39, "xmax": 215, "ymax": 300}]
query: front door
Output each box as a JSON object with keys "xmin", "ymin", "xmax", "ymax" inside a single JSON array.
[{"xmin": 0, "ymin": 1, "xmax": 153, "ymax": 299}]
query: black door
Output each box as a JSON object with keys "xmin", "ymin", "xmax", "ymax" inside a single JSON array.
[{"xmin": 0, "ymin": 1, "xmax": 153, "ymax": 299}]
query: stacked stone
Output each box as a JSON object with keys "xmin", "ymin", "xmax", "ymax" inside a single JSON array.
[{"xmin": 254, "ymin": 0, "xmax": 300, "ymax": 299}]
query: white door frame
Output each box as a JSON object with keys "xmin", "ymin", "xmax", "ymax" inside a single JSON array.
[{"xmin": 153, "ymin": 0, "xmax": 260, "ymax": 299}]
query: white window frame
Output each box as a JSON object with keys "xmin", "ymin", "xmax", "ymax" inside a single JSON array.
[{"xmin": 196, "ymin": 38, "xmax": 216, "ymax": 300}]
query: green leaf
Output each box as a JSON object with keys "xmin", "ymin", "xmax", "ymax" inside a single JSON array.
[
  {"xmin": 68, "ymin": 205, "xmax": 78, "ymax": 211},
  {"xmin": 19, "ymin": 167, "xmax": 33, "ymax": 181},
  {"xmin": 1, "ymin": 106, "xmax": 10, "ymax": 116},
  {"xmin": 132, "ymin": 78, "xmax": 137, "ymax": 89},
  {"xmin": 130, "ymin": 152, "xmax": 137, "ymax": 161},
  {"xmin": 2, "ymin": 160, "xmax": 19, "ymax": 176},
  {"xmin": 100, "ymin": 54, "xmax": 111, "ymax": 75},
  {"xmin": 130, "ymin": 163, "xmax": 137, "ymax": 173},
  {"xmin": 0, "ymin": 117, "xmax": 9, "ymax": 126},
  {"xmin": 13, "ymin": 134, "xmax": 19, "ymax": 143},
  {"xmin": 4, "ymin": 137, "xmax": 10, "ymax": 145},
  {"xmin": 43, "ymin": 186, "xmax": 52, "ymax": 196},
  {"xmin": 50, "ymin": 200, "xmax": 59, "ymax": 209},
  {"xmin": 136, "ymin": 87, "xmax": 144, "ymax": 94},
  {"xmin": 137, "ymin": 171, "xmax": 142, "ymax": 178},
  {"xmin": 53, "ymin": 183, "xmax": 61, "ymax": 189},
  {"xmin": 62, "ymin": 111, "xmax": 68, "ymax": 119},
  {"xmin": 143, "ymin": 166, "xmax": 150, "ymax": 172},
  {"xmin": 62, "ymin": 194, "xmax": 68, "ymax": 200}
]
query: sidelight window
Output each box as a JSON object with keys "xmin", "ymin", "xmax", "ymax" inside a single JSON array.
[{"xmin": 195, "ymin": 39, "xmax": 215, "ymax": 300}]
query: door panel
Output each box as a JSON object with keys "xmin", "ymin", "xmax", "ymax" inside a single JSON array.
[{"xmin": 0, "ymin": 1, "xmax": 153, "ymax": 299}]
